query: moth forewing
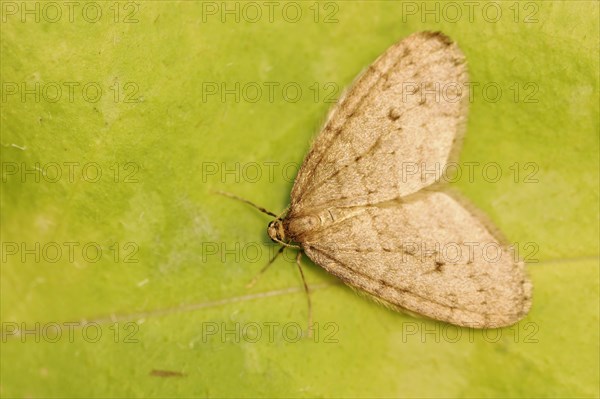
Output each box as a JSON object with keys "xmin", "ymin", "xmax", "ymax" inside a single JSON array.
[{"xmin": 291, "ymin": 31, "xmax": 469, "ymax": 211}]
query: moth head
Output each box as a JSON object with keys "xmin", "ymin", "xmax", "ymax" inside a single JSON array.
[{"xmin": 267, "ymin": 219, "xmax": 286, "ymax": 243}]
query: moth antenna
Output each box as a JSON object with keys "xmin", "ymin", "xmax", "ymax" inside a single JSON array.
[
  {"xmin": 295, "ymin": 251, "xmax": 313, "ymax": 338},
  {"xmin": 214, "ymin": 190, "xmax": 278, "ymax": 218},
  {"xmin": 246, "ymin": 246, "xmax": 285, "ymax": 288}
]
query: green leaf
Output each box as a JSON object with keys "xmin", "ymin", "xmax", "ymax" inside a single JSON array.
[{"xmin": 1, "ymin": 1, "xmax": 598, "ymax": 397}]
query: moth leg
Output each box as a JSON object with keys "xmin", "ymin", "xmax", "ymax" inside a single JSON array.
[
  {"xmin": 246, "ymin": 246, "xmax": 285, "ymax": 288},
  {"xmin": 295, "ymin": 250, "xmax": 314, "ymax": 338},
  {"xmin": 271, "ymin": 237, "xmax": 301, "ymax": 249},
  {"xmin": 275, "ymin": 205, "xmax": 291, "ymax": 220}
]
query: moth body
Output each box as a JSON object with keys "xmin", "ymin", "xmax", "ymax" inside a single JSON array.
[{"xmin": 261, "ymin": 31, "xmax": 532, "ymax": 328}]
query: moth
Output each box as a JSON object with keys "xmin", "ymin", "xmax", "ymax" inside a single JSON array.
[{"xmin": 224, "ymin": 31, "xmax": 532, "ymax": 329}]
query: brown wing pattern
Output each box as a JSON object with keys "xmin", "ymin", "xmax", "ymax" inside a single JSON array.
[
  {"xmin": 301, "ymin": 192, "xmax": 531, "ymax": 328},
  {"xmin": 291, "ymin": 32, "xmax": 468, "ymax": 214}
]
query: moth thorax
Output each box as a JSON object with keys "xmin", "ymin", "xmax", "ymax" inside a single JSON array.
[
  {"xmin": 286, "ymin": 214, "xmax": 321, "ymax": 238},
  {"xmin": 267, "ymin": 219, "xmax": 286, "ymax": 242}
]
